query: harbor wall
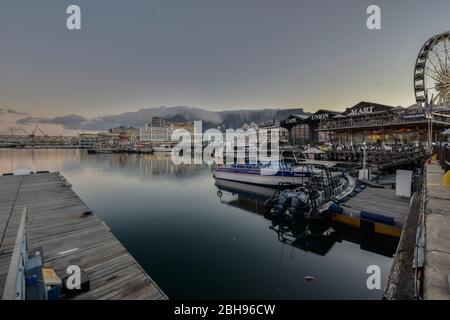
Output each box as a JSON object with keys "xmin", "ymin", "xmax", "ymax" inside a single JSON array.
[{"xmin": 384, "ymin": 190, "xmax": 420, "ymax": 299}]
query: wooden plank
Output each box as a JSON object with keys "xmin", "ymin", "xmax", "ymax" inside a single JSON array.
[{"xmin": 341, "ymin": 187, "xmax": 410, "ymax": 226}]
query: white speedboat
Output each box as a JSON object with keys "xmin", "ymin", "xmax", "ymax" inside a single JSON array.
[
  {"xmin": 214, "ymin": 162, "xmax": 322, "ymax": 186},
  {"xmin": 152, "ymin": 144, "xmax": 172, "ymax": 152}
]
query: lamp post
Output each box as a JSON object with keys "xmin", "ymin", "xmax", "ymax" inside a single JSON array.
[{"xmin": 362, "ymin": 141, "xmax": 368, "ymax": 180}]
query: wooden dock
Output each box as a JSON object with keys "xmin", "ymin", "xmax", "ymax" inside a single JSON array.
[
  {"xmin": 341, "ymin": 187, "xmax": 411, "ymax": 227},
  {"xmin": 0, "ymin": 172, "xmax": 167, "ymax": 300},
  {"xmin": 332, "ymin": 187, "xmax": 411, "ymax": 238}
]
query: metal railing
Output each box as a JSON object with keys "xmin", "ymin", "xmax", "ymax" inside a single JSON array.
[
  {"xmin": 318, "ymin": 115, "xmax": 450, "ymax": 131},
  {"xmin": 2, "ymin": 206, "xmax": 28, "ymax": 300}
]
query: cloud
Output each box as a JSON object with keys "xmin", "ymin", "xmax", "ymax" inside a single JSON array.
[
  {"xmin": 16, "ymin": 106, "xmax": 224, "ymax": 131},
  {"xmin": 0, "ymin": 108, "xmax": 30, "ymax": 116},
  {"xmin": 9, "ymin": 106, "xmax": 308, "ymax": 133},
  {"xmin": 16, "ymin": 114, "xmax": 87, "ymax": 129}
]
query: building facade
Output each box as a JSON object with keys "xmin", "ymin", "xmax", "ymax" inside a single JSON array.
[
  {"xmin": 280, "ymin": 101, "xmax": 450, "ymax": 147},
  {"xmin": 317, "ymin": 102, "xmax": 450, "ymax": 146},
  {"xmin": 140, "ymin": 117, "xmax": 195, "ymax": 142},
  {"xmin": 79, "ymin": 133, "xmax": 117, "ymax": 148},
  {"xmin": 280, "ymin": 114, "xmax": 310, "ymax": 145},
  {"xmin": 110, "ymin": 126, "xmax": 141, "ymax": 142}
]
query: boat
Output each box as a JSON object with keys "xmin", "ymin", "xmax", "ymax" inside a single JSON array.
[
  {"xmin": 214, "ymin": 148, "xmax": 334, "ymax": 185},
  {"xmin": 215, "ymin": 178, "xmax": 277, "ymax": 200},
  {"xmin": 152, "ymin": 144, "xmax": 173, "ymax": 152},
  {"xmin": 265, "ymin": 169, "xmax": 355, "ymax": 219},
  {"xmin": 87, "ymin": 148, "xmax": 114, "ymax": 154},
  {"xmin": 214, "ymin": 167, "xmax": 355, "ymax": 221},
  {"xmin": 214, "ymin": 161, "xmax": 323, "ymax": 186}
]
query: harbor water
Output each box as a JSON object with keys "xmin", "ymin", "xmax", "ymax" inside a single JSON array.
[{"xmin": 0, "ymin": 149, "xmax": 398, "ymax": 299}]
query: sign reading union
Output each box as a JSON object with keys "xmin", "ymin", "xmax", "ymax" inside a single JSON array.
[{"xmin": 310, "ymin": 113, "xmax": 330, "ymax": 121}]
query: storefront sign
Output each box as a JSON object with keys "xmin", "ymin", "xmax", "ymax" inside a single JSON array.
[
  {"xmin": 310, "ymin": 113, "xmax": 330, "ymax": 121},
  {"xmin": 350, "ymin": 106, "xmax": 374, "ymax": 115},
  {"xmin": 284, "ymin": 118, "xmax": 298, "ymax": 124}
]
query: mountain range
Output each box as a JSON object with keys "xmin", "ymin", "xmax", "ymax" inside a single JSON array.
[{"xmin": 9, "ymin": 106, "xmax": 309, "ymax": 132}]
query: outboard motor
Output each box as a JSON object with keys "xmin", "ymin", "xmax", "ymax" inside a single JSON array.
[
  {"xmin": 271, "ymin": 189, "xmax": 294, "ymax": 217},
  {"xmin": 288, "ymin": 189, "xmax": 311, "ymax": 219}
]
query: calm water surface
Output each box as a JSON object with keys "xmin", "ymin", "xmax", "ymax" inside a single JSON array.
[{"xmin": 0, "ymin": 149, "xmax": 398, "ymax": 299}]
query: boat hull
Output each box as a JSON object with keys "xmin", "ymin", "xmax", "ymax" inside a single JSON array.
[{"xmin": 152, "ymin": 147, "xmax": 172, "ymax": 152}]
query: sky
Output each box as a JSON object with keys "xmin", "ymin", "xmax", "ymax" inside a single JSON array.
[{"xmin": 1, "ymin": 0, "xmax": 450, "ymax": 118}]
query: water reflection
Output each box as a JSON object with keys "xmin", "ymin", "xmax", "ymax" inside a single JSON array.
[
  {"xmin": 79, "ymin": 152, "xmax": 208, "ymax": 178},
  {"xmin": 0, "ymin": 149, "xmax": 206, "ymax": 178},
  {"xmin": 215, "ymin": 179, "xmax": 398, "ymax": 258},
  {"xmin": 1, "ymin": 149, "xmax": 398, "ymax": 299}
]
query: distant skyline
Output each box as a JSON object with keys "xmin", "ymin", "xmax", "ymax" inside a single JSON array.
[{"xmin": 1, "ymin": 0, "xmax": 450, "ymax": 118}]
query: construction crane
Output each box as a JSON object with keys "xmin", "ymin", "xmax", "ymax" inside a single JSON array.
[
  {"xmin": 36, "ymin": 127, "xmax": 48, "ymax": 137},
  {"xmin": 29, "ymin": 124, "xmax": 48, "ymax": 138},
  {"xmin": 9, "ymin": 127, "xmax": 30, "ymax": 136}
]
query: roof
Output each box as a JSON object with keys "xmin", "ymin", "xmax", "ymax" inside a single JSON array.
[
  {"xmin": 311, "ymin": 109, "xmax": 341, "ymax": 115},
  {"xmin": 291, "ymin": 114, "xmax": 310, "ymax": 120},
  {"xmin": 342, "ymin": 101, "xmax": 395, "ymax": 115}
]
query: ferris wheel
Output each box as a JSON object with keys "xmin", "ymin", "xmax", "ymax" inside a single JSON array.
[{"xmin": 414, "ymin": 31, "xmax": 450, "ymax": 106}]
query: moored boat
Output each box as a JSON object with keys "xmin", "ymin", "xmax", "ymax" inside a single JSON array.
[
  {"xmin": 266, "ymin": 171, "xmax": 355, "ymax": 219},
  {"xmin": 152, "ymin": 144, "xmax": 173, "ymax": 152},
  {"xmin": 214, "ymin": 161, "xmax": 322, "ymax": 186}
]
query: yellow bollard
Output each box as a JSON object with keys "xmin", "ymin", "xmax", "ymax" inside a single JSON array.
[{"xmin": 444, "ymin": 170, "xmax": 450, "ymax": 187}]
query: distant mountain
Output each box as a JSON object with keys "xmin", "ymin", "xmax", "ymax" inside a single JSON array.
[
  {"xmin": 12, "ymin": 106, "xmax": 309, "ymax": 132},
  {"xmin": 219, "ymin": 108, "xmax": 307, "ymax": 128}
]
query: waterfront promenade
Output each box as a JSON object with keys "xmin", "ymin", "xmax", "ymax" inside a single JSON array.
[
  {"xmin": 0, "ymin": 172, "xmax": 167, "ymax": 300},
  {"xmin": 424, "ymin": 164, "xmax": 450, "ymax": 299}
]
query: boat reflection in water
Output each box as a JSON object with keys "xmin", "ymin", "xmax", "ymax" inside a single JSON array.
[{"xmin": 214, "ymin": 179, "xmax": 399, "ymax": 258}]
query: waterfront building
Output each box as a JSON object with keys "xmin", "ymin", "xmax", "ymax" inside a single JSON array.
[
  {"xmin": 280, "ymin": 101, "xmax": 450, "ymax": 147},
  {"xmin": 79, "ymin": 133, "xmax": 98, "ymax": 148},
  {"xmin": 169, "ymin": 121, "xmax": 195, "ymax": 133},
  {"xmin": 305, "ymin": 109, "xmax": 342, "ymax": 144},
  {"xmin": 140, "ymin": 117, "xmax": 195, "ymax": 143},
  {"xmin": 258, "ymin": 121, "xmax": 289, "ymax": 145},
  {"xmin": 140, "ymin": 125, "xmax": 172, "ymax": 142},
  {"xmin": 110, "ymin": 126, "xmax": 141, "ymax": 142},
  {"xmin": 79, "ymin": 132, "xmax": 116, "ymax": 148},
  {"xmin": 280, "ymin": 114, "xmax": 310, "ymax": 145},
  {"xmin": 151, "ymin": 116, "xmax": 167, "ymax": 127},
  {"xmin": 317, "ymin": 102, "xmax": 450, "ymax": 146}
]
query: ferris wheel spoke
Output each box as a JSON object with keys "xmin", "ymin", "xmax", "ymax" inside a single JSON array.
[
  {"xmin": 427, "ymin": 58, "xmax": 442, "ymax": 76},
  {"xmin": 432, "ymin": 46, "xmax": 446, "ymax": 72},
  {"xmin": 434, "ymin": 91, "xmax": 443, "ymax": 103},
  {"xmin": 444, "ymin": 40, "xmax": 450, "ymax": 65},
  {"xmin": 425, "ymin": 69, "xmax": 443, "ymax": 83}
]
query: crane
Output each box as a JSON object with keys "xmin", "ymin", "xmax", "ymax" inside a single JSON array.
[
  {"xmin": 9, "ymin": 127, "xmax": 30, "ymax": 136},
  {"xmin": 29, "ymin": 124, "xmax": 48, "ymax": 138}
]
